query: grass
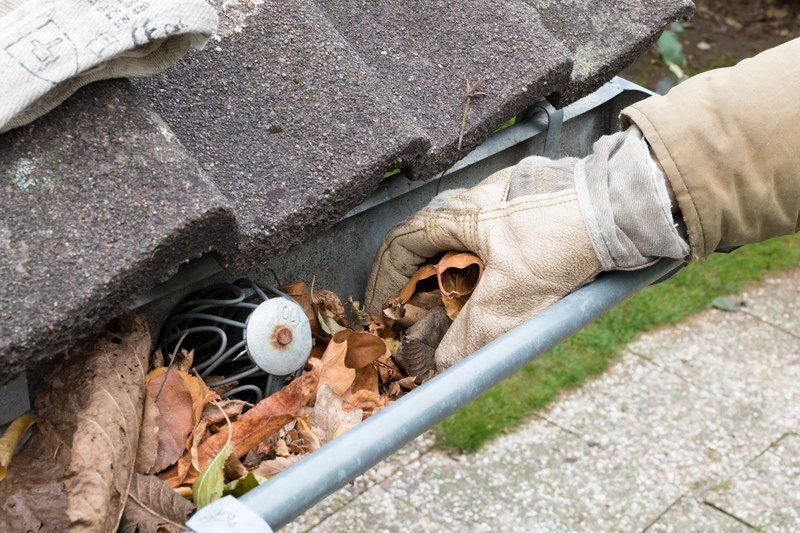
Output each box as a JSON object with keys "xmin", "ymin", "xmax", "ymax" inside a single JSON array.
[{"xmin": 435, "ymin": 233, "xmax": 800, "ymax": 452}]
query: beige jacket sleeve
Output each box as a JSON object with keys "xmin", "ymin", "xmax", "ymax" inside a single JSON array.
[{"xmin": 621, "ymin": 37, "xmax": 800, "ymax": 259}]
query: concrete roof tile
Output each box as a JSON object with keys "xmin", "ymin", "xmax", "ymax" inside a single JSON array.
[
  {"xmin": 0, "ymin": 80, "xmax": 236, "ymax": 383},
  {"xmin": 320, "ymin": 0, "xmax": 574, "ymax": 179}
]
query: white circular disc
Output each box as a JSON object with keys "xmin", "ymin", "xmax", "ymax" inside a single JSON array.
[{"xmin": 245, "ymin": 297, "xmax": 312, "ymax": 376}]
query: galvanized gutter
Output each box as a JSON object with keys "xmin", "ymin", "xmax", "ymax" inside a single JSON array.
[
  {"xmin": 238, "ymin": 258, "xmax": 683, "ymax": 529},
  {"xmin": 156, "ymin": 76, "xmax": 665, "ymax": 530}
]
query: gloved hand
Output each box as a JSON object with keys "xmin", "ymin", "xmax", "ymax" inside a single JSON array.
[
  {"xmin": 0, "ymin": 0, "xmax": 217, "ymax": 134},
  {"xmin": 365, "ymin": 125, "xmax": 689, "ymax": 370}
]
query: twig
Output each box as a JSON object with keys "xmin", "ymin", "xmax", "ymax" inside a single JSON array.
[
  {"xmin": 154, "ymin": 331, "xmax": 189, "ymax": 404},
  {"xmin": 457, "ymin": 77, "xmax": 487, "ymax": 151}
]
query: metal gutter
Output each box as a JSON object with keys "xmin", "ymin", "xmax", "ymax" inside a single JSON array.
[
  {"xmin": 138, "ymin": 76, "xmax": 666, "ymax": 529},
  {"xmin": 241, "ymin": 258, "xmax": 684, "ymax": 529}
]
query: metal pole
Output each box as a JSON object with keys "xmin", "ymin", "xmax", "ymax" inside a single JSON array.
[{"xmin": 239, "ymin": 258, "xmax": 684, "ymax": 528}]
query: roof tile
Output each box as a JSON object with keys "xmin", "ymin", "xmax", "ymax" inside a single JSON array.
[{"xmin": 0, "ymin": 80, "xmax": 236, "ymax": 383}]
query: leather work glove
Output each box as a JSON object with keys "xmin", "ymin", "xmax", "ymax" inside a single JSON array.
[{"xmin": 365, "ymin": 125, "xmax": 689, "ymax": 370}]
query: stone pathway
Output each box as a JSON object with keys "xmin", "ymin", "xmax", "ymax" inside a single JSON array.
[{"xmin": 284, "ymin": 268, "xmax": 800, "ymax": 532}]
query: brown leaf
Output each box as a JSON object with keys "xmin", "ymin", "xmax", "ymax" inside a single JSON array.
[
  {"xmin": 0, "ymin": 313, "xmax": 150, "ymax": 533},
  {"xmin": 318, "ymin": 335, "xmax": 356, "ymax": 396},
  {"xmin": 200, "ymin": 399, "xmax": 247, "ymax": 426},
  {"xmin": 382, "ymin": 336, "xmax": 401, "ymax": 356},
  {"xmin": 398, "ymin": 263, "xmax": 438, "ymax": 304},
  {"xmin": 398, "ymin": 376, "xmax": 419, "ymax": 390},
  {"xmin": 157, "ymin": 454, "xmax": 196, "ymax": 489},
  {"xmin": 295, "ymin": 417, "xmax": 321, "ymax": 453},
  {"xmin": 274, "ymin": 438, "xmax": 290, "ymax": 457},
  {"xmin": 348, "ymin": 390, "xmax": 388, "ymax": 419},
  {"xmin": 395, "ymin": 306, "xmax": 451, "ymax": 377},
  {"xmin": 313, "ymin": 289, "xmax": 348, "ymax": 328},
  {"xmin": 120, "ymin": 473, "xmax": 195, "ymax": 533},
  {"xmin": 436, "ymin": 252, "xmax": 484, "ymax": 299},
  {"xmin": 195, "ymin": 361, "xmax": 321, "ymax": 469},
  {"xmin": 281, "ymin": 280, "xmax": 322, "ymax": 336},
  {"xmin": 223, "ymin": 454, "xmax": 248, "ymax": 482},
  {"xmin": 134, "ymin": 393, "xmax": 160, "ymax": 474},
  {"xmin": 442, "ymin": 295, "xmax": 467, "ymax": 319},
  {"xmin": 383, "ymin": 301, "xmax": 429, "ymax": 328},
  {"xmin": 253, "ymin": 455, "xmax": 302, "ymax": 479},
  {"xmin": 146, "ymin": 368, "xmax": 195, "ymax": 473},
  {"xmin": 333, "ymin": 330, "xmax": 389, "ymax": 369},
  {"xmin": 407, "ymin": 290, "xmax": 445, "ymax": 311},
  {"xmin": 351, "ymin": 364, "xmax": 379, "ymax": 397},
  {"xmin": 175, "ymin": 348, "xmax": 194, "ymax": 373},
  {"xmin": 383, "ymin": 381, "xmax": 403, "ymax": 401},
  {"xmin": 310, "ymin": 385, "xmax": 363, "ymax": 444},
  {"xmin": 180, "ymin": 371, "xmax": 220, "ymax": 424},
  {"xmin": 189, "ymin": 419, "xmax": 210, "ymax": 472},
  {"xmin": 375, "ymin": 353, "xmax": 404, "ymax": 384}
]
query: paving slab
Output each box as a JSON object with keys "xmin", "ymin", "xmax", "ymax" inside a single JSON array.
[
  {"xmin": 135, "ymin": 0, "xmax": 429, "ymax": 268},
  {"xmin": 377, "ymin": 416, "xmax": 682, "ymax": 532},
  {"xmin": 302, "ymin": 271, "xmax": 800, "ymax": 531},
  {"xmin": 283, "ymin": 432, "xmax": 435, "ymax": 532},
  {"xmin": 703, "ymin": 433, "xmax": 800, "ymax": 532},
  {"xmin": 626, "ymin": 309, "xmax": 800, "ymax": 436},
  {"xmin": 306, "ymin": 483, "xmax": 464, "ymax": 533},
  {"xmin": 523, "ymin": 0, "xmax": 695, "ymax": 103},
  {"xmin": 319, "ymin": 0, "xmax": 573, "ymax": 180},
  {"xmin": 739, "ymin": 268, "xmax": 800, "ymax": 337},
  {"xmin": 645, "ymin": 496, "xmax": 751, "ymax": 533},
  {"xmin": 0, "ymin": 79, "xmax": 236, "ymax": 384}
]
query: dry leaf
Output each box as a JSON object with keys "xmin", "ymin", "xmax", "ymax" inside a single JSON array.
[
  {"xmin": 436, "ymin": 252, "xmax": 484, "ymax": 299},
  {"xmin": 200, "ymin": 399, "xmax": 247, "ymax": 426},
  {"xmin": 375, "ymin": 353, "xmax": 403, "ymax": 384},
  {"xmin": 145, "ymin": 368, "xmax": 194, "ymax": 473},
  {"xmin": 398, "ymin": 263, "xmax": 438, "ymax": 304},
  {"xmin": 0, "ymin": 413, "xmax": 35, "ymax": 482},
  {"xmin": 0, "ymin": 313, "xmax": 150, "ymax": 533},
  {"xmin": 253, "ymin": 455, "xmax": 302, "ymax": 479},
  {"xmin": 175, "ymin": 348, "xmax": 194, "ymax": 372},
  {"xmin": 134, "ymin": 393, "xmax": 160, "ymax": 474},
  {"xmin": 274, "ymin": 438, "xmax": 290, "ymax": 457},
  {"xmin": 407, "ymin": 290, "xmax": 444, "ymax": 310},
  {"xmin": 351, "ymin": 364, "xmax": 379, "ymax": 397},
  {"xmin": 223, "ymin": 453, "xmax": 248, "ymax": 482},
  {"xmin": 442, "ymin": 295, "xmax": 467, "ymax": 319},
  {"xmin": 382, "ymin": 336, "xmax": 401, "ymax": 355},
  {"xmin": 383, "ymin": 300, "xmax": 428, "ymax": 328},
  {"xmin": 348, "ymin": 390, "xmax": 388, "ymax": 418},
  {"xmin": 313, "ymin": 289, "xmax": 348, "ymax": 328},
  {"xmin": 295, "ymin": 417, "xmax": 321, "ymax": 452},
  {"xmin": 310, "ymin": 385, "xmax": 363, "ymax": 444},
  {"xmin": 181, "ymin": 371, "xmax": 220, "ymax": 424},
  {"xmin": 395, "ymin": 306, "xmax": 452, "ymax": 377},
  {"xmin": 158, "ymin": 449, "xmax": 196, "ymax": 489},
  {"xmin": 398, "ymin": 376, "xmax": 419, "ymax": 390},
  {"xmin": 281, "ymin": 280, "xmax": 321, "ymax": 336},
  {"xmin": 318, "ymin": 335, "xmax": 356, "ymax": 396},
  {"xmin": 383, "ymin": 381, "xmax": 402, "ymax": 401},
  {"xmin": 119, "ymin": 473, "xmax": 195, "ymax": 533},
  {"xmin": 195, "ymin": 361, "xmax": 321, "ymax": 469},
  {"xmin": 345, "ymin": 296, "xmax": 371, "ymax": 329},
  {"xmin": 333, "ymin": 330, "xmax": 389, "ymax": 369}
]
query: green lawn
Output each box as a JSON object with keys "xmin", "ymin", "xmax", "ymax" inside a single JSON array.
[{"xmin": 436, "ymin": 233, "xmax": 800, "ymax": 452}]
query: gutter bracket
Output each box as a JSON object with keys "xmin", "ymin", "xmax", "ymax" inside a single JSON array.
[{"xmin": 521, "ymin": 99, "xmax": 564, "ymax": 157}]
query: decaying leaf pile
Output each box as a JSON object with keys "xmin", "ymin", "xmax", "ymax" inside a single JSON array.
[{"xmin": 0, "ymin": 253, "xmax": 483, "ymax": 531}]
